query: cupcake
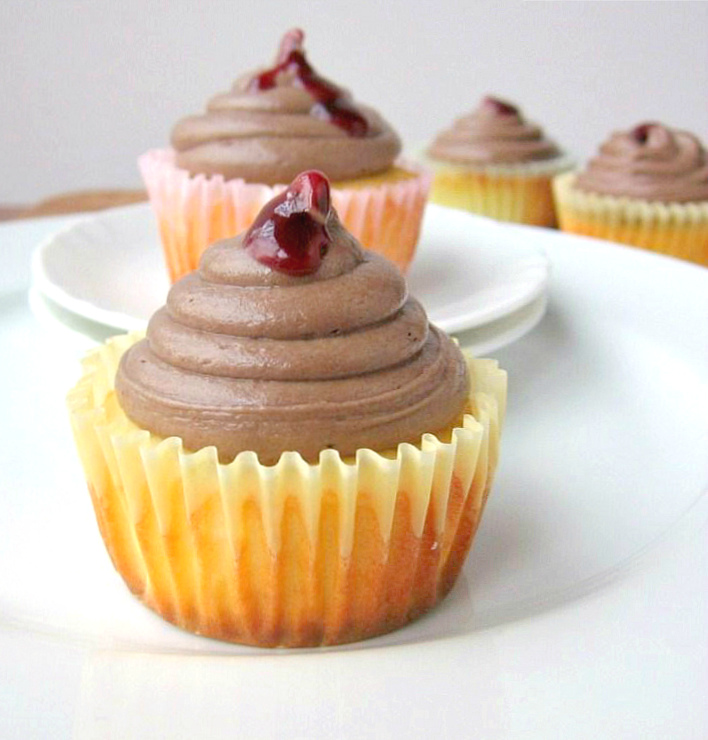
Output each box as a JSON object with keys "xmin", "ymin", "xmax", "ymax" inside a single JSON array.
[
  {"xmin": 140, "ymin": 28, "xmax": 430, "ymax": 281},
  {"xmin": 67, "ymin": 171, "xmax": 506, "ymax": 647},
  {"xmin": 425, "ymin": 96, "xmax": 573, "ymax": 226},
  {"xmin": 553, "ymin": 122, "xmax": 708, "ymax": 266}
]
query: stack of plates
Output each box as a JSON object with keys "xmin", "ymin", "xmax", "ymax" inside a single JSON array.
[{"xmin": 30, "ymin": 203, "xmax": 550, "ymax": 353}]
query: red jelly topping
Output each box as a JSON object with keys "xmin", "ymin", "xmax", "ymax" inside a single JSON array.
[
  {"xmin": 631, "ymin": 122, "xmax": 658, "ymax": 144},
  {"xmin": 482, "ymin": 96, "xmax": 519, "ymax": 116},
  {"xmin": 243, "ymin": 170, "xmax": 332, "ymax": 276},
  {"xmin": 248, "ymin": 29, "xmax": 369, "ymax": 137}
]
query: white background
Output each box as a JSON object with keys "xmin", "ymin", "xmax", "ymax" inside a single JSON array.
[{"xmin": 2, "ymin": 0, "xmax": 707, "ymax": 203}]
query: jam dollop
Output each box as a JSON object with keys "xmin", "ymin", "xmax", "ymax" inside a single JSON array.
[
  {"xmin": 630, "ymin": 122, "xmax": 658, "ymax": 145},
  {"xmin": 244, "ymin": 170, "xmax": 332, "ymax": 276},
  {"xmin": 248, "ymin": 28, "xmax": 369, "ymax": 137},
  {"xmin": 481, "ymin": 96, "xmax": 519, "ymax": 117}
]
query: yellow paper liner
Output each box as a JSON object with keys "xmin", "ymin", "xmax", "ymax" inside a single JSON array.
[
  {"xmin": 139, "ymin": 149, "xmax": 431, "ymax": 281},
  {"xmin": 553, "ymin": 172, "xmax": 708, "ymax": 266},
  {"xmin": 67, "ymin": 334, "xmax": 506, "ymax": 647},
  {"xmin": 424, "ymin": 153, "xmax": 574, "ymax": 227}
]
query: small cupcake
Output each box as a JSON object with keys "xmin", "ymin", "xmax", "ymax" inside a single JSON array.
[
  {"xmin": 425, "ymin": 96, "xmax": 573, "ymax": 226},
  {"xmin": 140, "ymin": 28, "xmax": 429, "ymax": 281},
  {"xmin": 67, "ymin": 171, "xmax": 506, "ymax": 648},
  {"xmin": 553, "ymin": 122, "xmax": 708, "ymax": 266}
]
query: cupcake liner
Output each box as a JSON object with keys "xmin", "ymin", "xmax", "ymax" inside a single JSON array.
[
  {"xmin": 553, "ymin": 172, "xmax": 708, "ymax": 266},
  {"xmin": 139, "ymin": 149, "xmax": 431, "ymax": 280},
  {"xmin": 67, "ymin": 334, "xmax": 506, "ymax": 647},
  {"xmin": 424, "ymin": 153, "xmax": 574, "ymax": 227}
]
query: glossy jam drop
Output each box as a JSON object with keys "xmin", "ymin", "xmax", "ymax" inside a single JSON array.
[
  {"xmin": 248, "ymin": 29, "xmax": 369, "ymax": 137},
  {"xmin": 631, "ymin": 122, "xmax": 658, "ymax": 144},
  {"xmin": 243, "ymin": 170, "xmax": 332, "ymax": 276},
  {"xmin": 481, "ymin": 96, "xmax": 519, "ymax": 116}
]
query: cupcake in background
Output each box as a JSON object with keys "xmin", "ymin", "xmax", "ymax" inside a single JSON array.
[
  {"xmin": 140, "ymin": 28, "xmax": 430, "ymax": 280},
  {"xmin": 425, "ymin": 96, "xmax": 573, "ymax": 226},
  {"xmin": 553, "ymin": 122, "xmax": 708, "ymax": 266},
  {"xmin": 67, "ymin": 171, "xmax": 506, "ymax": 648}
]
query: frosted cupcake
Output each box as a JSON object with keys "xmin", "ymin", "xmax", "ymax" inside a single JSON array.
[
  {"xmin": 140, "ymin": 28, "xmax": 430, "ymax": 280},
  {"xmin": 67, "ymin": 171, "xmax": 506, "ymax": 647},
  {"xmin": 425, "ymin": 96, "xmax": 572, "ymax": 226},
  {"xmin": 554, "ymin": 122, "xmax": 708, "ymax": 266}
]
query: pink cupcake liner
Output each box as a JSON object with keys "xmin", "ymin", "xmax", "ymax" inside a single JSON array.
[{"xmin": 139, "ymin": 149, "xmax": 431, "ymax": 280}]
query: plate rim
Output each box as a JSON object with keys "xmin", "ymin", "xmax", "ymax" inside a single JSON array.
[{"xmin": 30, "ymin": 202, "xmax": 551, "ymax": 334}]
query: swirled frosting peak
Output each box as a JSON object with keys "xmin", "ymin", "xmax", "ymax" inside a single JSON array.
[
  {"xmin": 115, "ymin": 172, "xmax": 468, "ymax": 464},
  {"xmin": 574, "ymin": 122, "xmax": 708, "ymax": 203},
  {"xmin": 427, "ymin": 95, "xmax": 561, "ymax": 165},
  {"xmin": 248, "ymin": 28, "xmax": 369, "ymax": 137},
  {"xmin": 171, "ymin": 29, "xmax": 401, "ymax": 185}
]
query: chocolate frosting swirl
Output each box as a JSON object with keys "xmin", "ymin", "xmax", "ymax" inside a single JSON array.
[
  {"xmin": 574, "ymin": 123, "xmax": 708, "ymax": 203},
  {"xmin": 171, "ymin": 30, "xmax": 401, "ymax": 185},
  {"xmin": 427, "ymin": 96, "xmax": 560, "ymax": 165},
  {"xmin": 115, "ymin": 210, "xmax": 468, "ymax": 464}
]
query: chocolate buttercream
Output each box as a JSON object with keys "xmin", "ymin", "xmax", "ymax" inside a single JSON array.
[
  {"xmin": 574, "ymin": 122, "xmax": 708, "ymax": 203},
  {"xmin": 171, "ymin": 29, "xmax": 401, "ymax": 184},
  {"xmin": 115, "ymin": 175, "xmax": 468, "ymax": 464},
  {"xmin": 427, "ymin": 96, "xmax": 560, "ymax": 165}
]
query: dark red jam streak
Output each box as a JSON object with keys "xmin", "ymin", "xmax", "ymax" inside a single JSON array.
[
  {"xmin": 631, "ymin": 122, "xmax": 658, "ymax": 144},
  {"xmin": 243, "ymin": 170, "xmax": 333, "ymax": 276},
  {"xmin": 248, "ymin": 29, "xmax": 369, "ymax": 137},
  {"xmin": 481, "ymin": 96, "xmax": 519, "ymax": 116}
]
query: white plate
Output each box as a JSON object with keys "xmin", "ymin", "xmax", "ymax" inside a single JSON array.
[
  {"xmin": 3, "ymin": 215, "xmax": 708, "ymax": 738},
  {"xmin": 31, "ymin": 203, "xmax": 549, "ymax": 334}
]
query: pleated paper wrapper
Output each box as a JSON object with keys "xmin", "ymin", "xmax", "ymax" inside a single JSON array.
[
  {"xmin": 553, "ymin": 172, "xmax": 708, "ymax": 267},
  {"xmin": 425, "ymin": 153, "xmax": 574, "ymax": 227},
  {"xmin": 139, "ymin": 149, "xmax": 431, "ymax": 281},
  {"xmin": 66, "ymin": 334, "xmax": 506, "ymax": 647}
]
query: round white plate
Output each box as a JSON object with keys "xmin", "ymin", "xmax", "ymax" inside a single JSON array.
[
  {"xmin": 3, "ymin": 215, "xmax": 708, "ymax": 738},
  {"xmin": 31, "ymin": 203, "xmax": 549, "ymax": 334},
  {"xmin": 6, "ymin": 221, "xmax": 708, "ymax": 653}
]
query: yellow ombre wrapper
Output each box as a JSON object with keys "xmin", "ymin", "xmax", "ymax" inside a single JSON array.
[
  {"xmin": 67, "ymin": 334, "xmax": 506, "ymax": 648},
  {"xmin": 139, "ymin": 149, "xmax": 431, "ymax": 281},
  {"xmin": 425, "ymin": 154, "xmax": 574, "ymax": 227},
  {"xmin": 553, "ymin": 172, "xmax": 708, "ymax": 267}
]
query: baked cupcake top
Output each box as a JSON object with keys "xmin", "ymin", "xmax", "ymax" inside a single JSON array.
[
  {"xmin": 573, "ymin": 122, "xmax": 708, "ymax": 203},
  {"xmin": 115, "ymin": 171, "xmax": 468, "ymax": 464},
  {"xmin": 427, "ymin": 96, "xmax": 561, "ymax": 166},
  {"xmin": 171, "ymin": 29, "xmax": 401, "ymax": 185}
]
